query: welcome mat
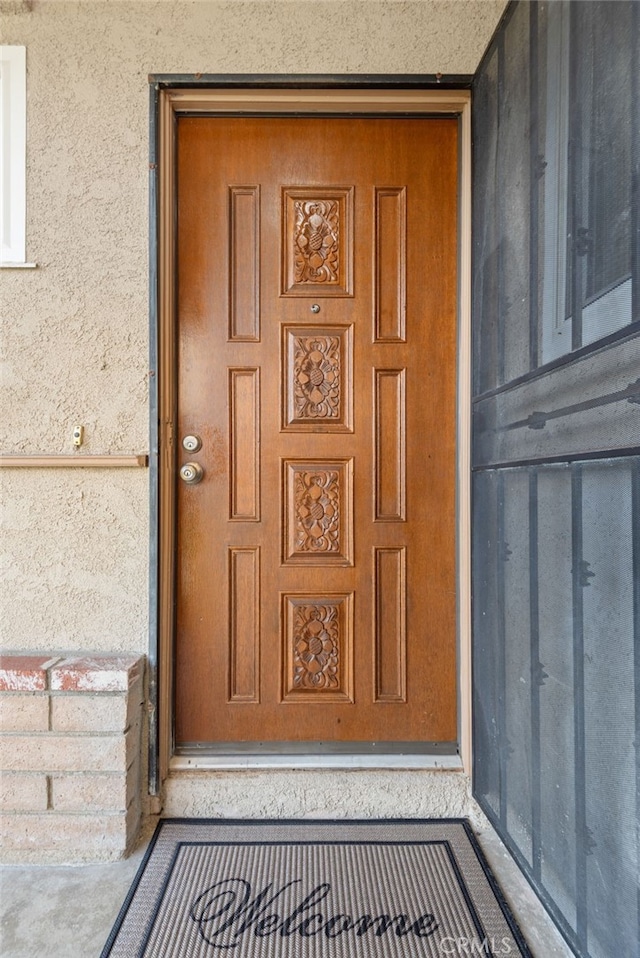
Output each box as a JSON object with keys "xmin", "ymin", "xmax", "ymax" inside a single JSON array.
[{"xmin": 101, "ymin": 819, "xmax": 532, "ymax": 957}]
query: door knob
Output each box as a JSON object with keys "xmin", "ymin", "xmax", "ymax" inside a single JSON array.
[{"xmin": 180, "ymin": 462, "xmax": 204, "ymax": 485}]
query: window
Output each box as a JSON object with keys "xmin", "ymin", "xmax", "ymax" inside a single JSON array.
[{"xmin": 1, "ymin": 45, "xmax": 34, "ymax": 268}]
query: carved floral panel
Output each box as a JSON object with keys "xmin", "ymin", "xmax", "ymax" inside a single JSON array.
[
  {"xmin": 282, "ymin": 188, "xmax": 353, "ymax": 296},
  {"xmin": 282, "ymin": 594, "xmax": 353, "ymax": 702},
  {"xmin": 283, "ymin": 326, "xmax": 352, "ymax": 432},
  {"xmin": 283, "ymin": 459, "xmax": 353, "ymax": 566},
  {"xmin": 294, "ymin": 334, "xmax": 340, "ymax": 420},
  {"xmin": 293, "ymin": 603, "xmax": 340, "ymax": 690},
  {"xmin": 295, "ymin": 201, "xmax": 339, "ymax": 284},
  {"xmin": 295, "ymin": 470, "xmax": 340, "ymax": 553}
]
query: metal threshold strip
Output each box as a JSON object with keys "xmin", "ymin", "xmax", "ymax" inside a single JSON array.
[{"xmin": 171, "ymin": 742, "xmax": 463, "ymax": 771}]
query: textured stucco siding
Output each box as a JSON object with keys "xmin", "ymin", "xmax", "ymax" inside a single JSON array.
[
  {"xmin": 1, "ymin": 0, "xmax": 505, "ymax": 652},
  {"xmin": 1, "ymin": 472, "xmax": 149, "ymax": 651},
  {"xmin": 163, "ymin": 768, "xmax": 487, "ymax": 823}
]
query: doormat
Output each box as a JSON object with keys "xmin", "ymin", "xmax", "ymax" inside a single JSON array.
[{"xmin": 101, "ymin": 819, "xmax": 532, "ymax": 957}]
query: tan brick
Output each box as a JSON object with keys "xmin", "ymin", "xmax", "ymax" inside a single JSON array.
[
  {"xmin": 0, "ymin": 772, "xmax": 48, "ymax": 811},
  {"xmin": 127, "ymin": 675, "xmax": 145, "ymax": 727},
  {"xmin": 0, "ymin": 734, "xmax": 127, "ymax": 773},
  {"xmin": 50, "ymin": 679, "xmax": 144, "ymax": 734},
  {"xmin": 0, "ymin": 807, "xmax": 140, "ymax": 863},
  {"xmin": 51, "ymin": 772, "xmax": 132, "ymax": 812},
  {"xmin": 125, "ymin": 719, "xmax": 142, "ymax": 769},
  {"xmin": 0, "ymin": 693, "xmax": 49, "ymax": 732},
  {"xmin": 127, "ymin": 759, "xmax": 141, "ymax": 807},
  {"xmin": 51, "ymin": 693, "xmax": 127, "ymax": 733},
  {"xmin": 127, "ymin": 797, "xmax": 142, "ymax": 843}
]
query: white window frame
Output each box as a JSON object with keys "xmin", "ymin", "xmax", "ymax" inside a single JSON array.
[
  {"xmin": 1, "ymin": 45, "xmax": 35, "ymax": 268},
  {"xmin": 541, "ymin": 6, "xmax": 631, "ymax": 361},
  {"xmin": 540, "ymin": 2, "xmax": 571, "ymax": 364}
]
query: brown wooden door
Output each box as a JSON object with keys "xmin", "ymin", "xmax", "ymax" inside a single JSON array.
[{"xmin": 175, "ymin": 116, "xmax": 458, "ymax": 747}]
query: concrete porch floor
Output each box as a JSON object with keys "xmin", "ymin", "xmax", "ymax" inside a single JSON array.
[{"xmin": 0, "ymin": 819, "xmax": 574, "ymax": 957}]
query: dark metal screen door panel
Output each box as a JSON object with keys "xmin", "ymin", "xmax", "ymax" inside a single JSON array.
[{"xmin": 472, "ymin": 2, "xmax": 640, "ymax": 957}]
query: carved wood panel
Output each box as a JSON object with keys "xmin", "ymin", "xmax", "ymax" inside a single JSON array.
[
  {"xmin": 282, "ymin": 594, "xmax": 354, "ymax": 702},
  {"xmin": 283, "ymin": 325, "xmax": 353, "ymax": 431},
  {"xmin": 283, "ymin": 459, "xmax": 353, "ymax": 565},
  {"xmin": 282, "ymin": 188, "xmax": 354, "ymax": 296}
]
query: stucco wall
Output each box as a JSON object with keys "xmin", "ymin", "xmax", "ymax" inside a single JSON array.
[{"xmin": 1, "ymin": 0, "xmax": 505, "ymax": 652}]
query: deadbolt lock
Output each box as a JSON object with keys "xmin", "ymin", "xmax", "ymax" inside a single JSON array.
[
  {"xmin": 179, "ymin": 462, "xmax": 204, "ymax": 485},
  {"xmin": 182, "ymin": 435, "xmax": 202, "ymax": 453}
]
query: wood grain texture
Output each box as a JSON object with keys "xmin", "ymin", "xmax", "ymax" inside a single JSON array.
[
  {"xmin": 229, "ymin": 186, "xmax": 260, "ymax": 342},
  {"xmin": 375, "ymin": 187, "xmax": 407, "ymax": 342},
  {"xmin": 374, "ymin": 547, "xmax": 407, "ymax": 703},
  {"xmin": 228, "ymin": 548, "xmax": 260, "ymax": 703},
  {"xmin": 175, "ymin": 116, "xmax": 458, "ymax": 745},
  {"xmin": 229, "ymin": 368, "xmax": 260, "ymax": 521},
  {"xmin": 375, "ymin": 369, "xmax": 406, "ymax": 521}
]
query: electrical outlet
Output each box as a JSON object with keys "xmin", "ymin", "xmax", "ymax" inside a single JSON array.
[{"xmin": 73, "ymin": 425, "xmax": 84, "ymax": 447}]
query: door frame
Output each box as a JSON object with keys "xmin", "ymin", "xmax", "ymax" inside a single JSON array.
[{"xmin": 148, "ymin": 77, "xmax": 472, "ymax": 793}]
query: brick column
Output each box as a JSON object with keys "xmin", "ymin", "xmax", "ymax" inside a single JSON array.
[{"xmin": 0, "ymin": 654, "xmax": 145, "ymax": 864}]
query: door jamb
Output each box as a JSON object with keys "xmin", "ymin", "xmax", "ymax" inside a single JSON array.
[{"xmin": 149, "ymin": 80, "xmax": 472, "ymax": 793}]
